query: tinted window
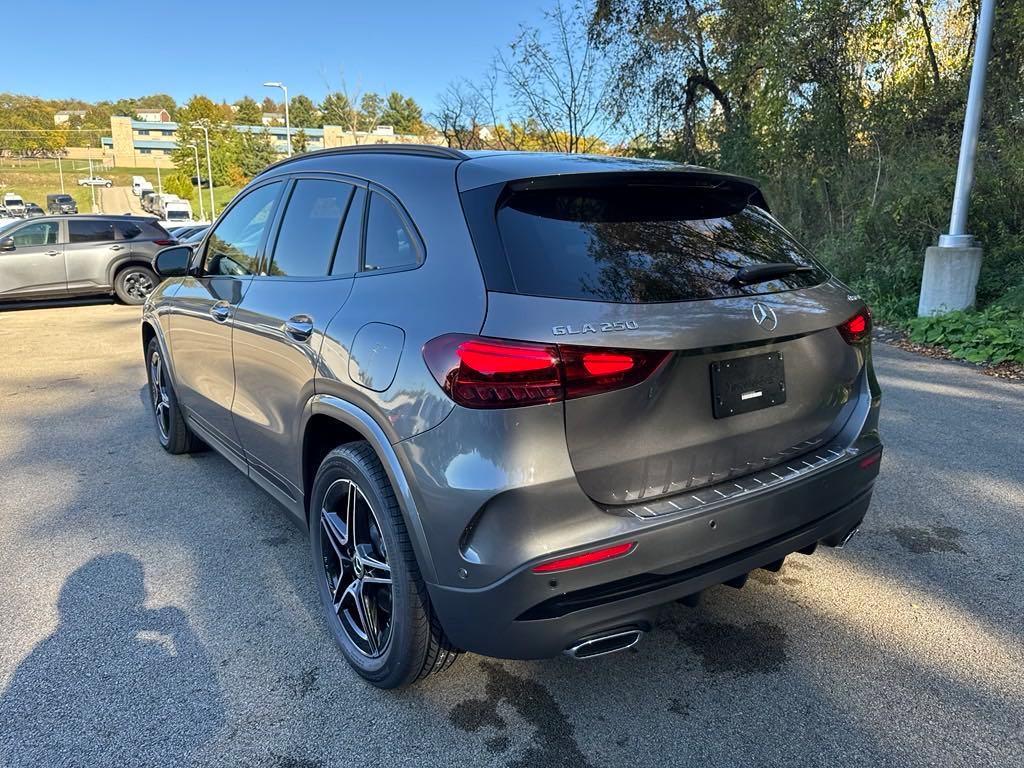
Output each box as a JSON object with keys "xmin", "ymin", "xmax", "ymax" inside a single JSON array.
[
  {"xmin": 68, "ymin": 219, "xmax": 117, "ymax": 244},
  {"xmin": 332, "ymin": 187, "xmax": 365, "ymax": 276},
  {"xmin": 269, "ymin": 179, "xmax": 353, "ymax": 277},
  {"xmin": 114, "ymin": 221, "xmax": 143, "ymax": 240},
  {"xmin": 363, "ymin": 193, "xmax": 417, "ymax": 271},
  {"xmin": 203, "ymin": 182, "xmax": 282, "ymax": 276},
  {"xmin": 495, "ymin": 186, "xmax": 826, "ymax": 303},
  {"xmin": 10, "ymin": 221, "xmax": 59, "ymax": 247}
]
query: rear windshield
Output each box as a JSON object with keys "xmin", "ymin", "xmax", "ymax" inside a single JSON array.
[
  {"xmin": 494, "ymin": 185, "xmax": 826, "ymax": 303},
  {"xmin": 166, "ymin": 210, "xmax": 189, "ymax": 221}
]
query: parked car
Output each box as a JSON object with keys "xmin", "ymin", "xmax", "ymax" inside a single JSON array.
[
  {"xmin": 179, "ymin": 225, "xmax": 209, "ymax": 243},
  {"xmin": 140, "ymin": 189, "xmax": 158, "ymax": 212},
  {"xmin": 142, "ymin": 146, "xmax": 882, "ymax": 689},
  {"xmin": 2, "ymin": 193, "xmax": 26, "ymax": 216},
  {"xmin": 132, "ymin": 176, "xmax": 148, "ymax": 195},
  {"xmin": 47, "ymin": 193, "xmax": 79, "ymax": 214},
  {"xmin": 160, "ymin": 199, "xmax": 194, "ymax": 225},
  {"xmin": 78, "ymin": 176, "xmax": 113, "ymax": 188},
  {"xmin": 168, "ymin": 225, "xmax": 205, "ymax": 240},
  {"xmin": 0, "ymin": 214, "xmax": 175, "ymax": 304},
  {"xmin": 24, "ymin": 202, "xmax": 45, "ymax": 217}
]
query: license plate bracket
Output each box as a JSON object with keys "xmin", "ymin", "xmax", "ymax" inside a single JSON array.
[{"xmin": 710, "ymin": 352, "xmax": 786, "ymax": 419}]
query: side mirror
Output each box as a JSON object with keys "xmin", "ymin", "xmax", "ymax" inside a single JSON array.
[
  {"xmin": 154, "ymin": 245, "xmax": 193, "ymax": 278},
  {"xmin": 0, "ymin": 236, "xmax": 14, "ymax": 252}
]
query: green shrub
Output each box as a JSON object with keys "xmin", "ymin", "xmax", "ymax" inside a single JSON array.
[
  {"xmin": 908, "ymin": 305, "xmax": 1024, "ymax": 365},
  {"xmin": 164, "ymin": 172, "xmax": 193, "ymax": 200}
]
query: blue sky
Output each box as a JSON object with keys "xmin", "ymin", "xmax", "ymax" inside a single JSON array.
[{"xmin": 9, "ymin": 1, "xmax": 554, "ymax": 112}]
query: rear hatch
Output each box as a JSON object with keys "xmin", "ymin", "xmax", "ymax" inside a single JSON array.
[{"xmin": 462, "ymin": 171, "xmax": 869, "ymax": 505}]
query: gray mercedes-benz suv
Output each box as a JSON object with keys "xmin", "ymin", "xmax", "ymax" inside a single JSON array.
[{"xmin": 142, "ymin": 146, "xmax": 882, "ymax": 688}]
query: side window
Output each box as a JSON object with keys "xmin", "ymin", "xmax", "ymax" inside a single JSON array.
[
  {"xmin": 114, "ymin": 221, "xmax": 143, "ymax": 240},
  {"xmin": 363, "ymin": 192, "xmax": 418, "ymax": 271},
  {"xmin": 268, "ymin": 179, "xmax": 353, "ymax": 277},
  {"xmin": 203, "ymin": 182, "xmax": 282, "ymax": 276},
  {"xmin": 68, "ymin": 219, "xmax": 116, "ymax": 243},
  {"xmin": 10, "ymin": 222, "xmax": 59, "ymax": 247},
  {"xmin": 332, "ymin": 187, "xmax": 365, "ymax": 276}
]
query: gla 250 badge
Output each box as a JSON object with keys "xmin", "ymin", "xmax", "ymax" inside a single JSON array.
[{"xmin": 552, "ymin": 320, "xmax": 639, "ymax": 336}]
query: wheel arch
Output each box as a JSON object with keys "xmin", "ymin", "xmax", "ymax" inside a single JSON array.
[{"xmin": 302, "ymin": 395, "xmax": 438, "ymax": 583}]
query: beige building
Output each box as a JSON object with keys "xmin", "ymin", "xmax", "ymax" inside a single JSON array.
[
  {"xmin": 136, "ymin": 108, "xmax": 172, "ymax": 122},
  {"xmin": 100, "ymin": 115, "xmax": 442, "ymax": 169}
]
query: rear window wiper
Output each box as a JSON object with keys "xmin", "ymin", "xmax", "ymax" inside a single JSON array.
[{"xmin": 728, "ymin": 263, "xmax": 814, "ymax": 287}]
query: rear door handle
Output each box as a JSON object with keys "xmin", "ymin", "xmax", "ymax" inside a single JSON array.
[
  {"xmin": 110, "ymin": 244, "xmax": 124, "ymax": 251},
  {"xmin": 45, "ymin": 250, "xmax": 61, "ymax": 257},
  {"xmin": 283, "ymin": 315, "xmax": 314, "ymax": 342},
  {"xmin": 210, "ymin": 302, "xmax": 232, "ymax": 323}
]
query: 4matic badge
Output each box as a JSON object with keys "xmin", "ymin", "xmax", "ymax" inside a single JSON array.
[{"xmin": 552, "ymin": 320, "xmax": 639, "ymax": 336}]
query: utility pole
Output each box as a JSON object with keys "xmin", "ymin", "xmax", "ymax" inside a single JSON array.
[
  {"xmin": 57, "ymin": 155, "xmax": 64, "ymax": 194},
  {"xmin": 918, "ymin": 0, "xmax": 996, "ymax": 316},
  {"xmin": 187, "ymin": 143, "xmax": 206, "ymax": 222},
  {"xmin": 200, "ymin": 122, "xmax": 216, "ymax": 219}
]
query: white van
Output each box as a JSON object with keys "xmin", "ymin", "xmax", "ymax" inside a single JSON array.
[
  {"xmin": 161, "ymin": 199, "xmax": 194, "ymax": 224},
  {"xmin": 2, "ymin": 193, "xmax": 26, "ymax": 216},
  {"xmin": 132, "ymin": 176, "xmax": 147, "ymax": 196}
]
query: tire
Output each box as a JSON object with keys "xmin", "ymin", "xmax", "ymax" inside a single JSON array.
[
  {"xmin": 310, "ymin": 442, "xmax": 459, "ymax": 688},
  {"xmin": 105, "ymin": 181, "xmax": 112, "ymax": 188},
  {"xmin": 114, "ymin": 264, "xmax": 158, "ymax": 305},
  {"xmin": 145, "ymin": 337, "xmax": 199, "ymax": 454}
]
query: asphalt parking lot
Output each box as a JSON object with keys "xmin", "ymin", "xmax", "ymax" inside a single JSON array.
[{"xmin": 1, "ymin": 302, "xmax": 1022, "ymax": 768}]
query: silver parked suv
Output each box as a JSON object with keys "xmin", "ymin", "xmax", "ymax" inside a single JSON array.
[
  {"xmin": 142, "ymin": 146, "xmax": 882, "ymax": 688},
  {"xmin": 0, "ymin": 215, "xmax": 175, "ymax": 304}
]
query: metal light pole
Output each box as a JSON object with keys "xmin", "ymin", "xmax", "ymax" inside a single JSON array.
[
  {"xmin": 187, "ymin": 143, "xmax": 206, "ymax": 222},
  {"xmin": 57, "ymin": 155, "xmax": 64, "ymax": 194},
  {"xmin": 263, "ymin": 81, "xmax": 292, "ymax": 156},
  {"xmin": 155, "ymin": 159, "xmax": 163, "ymax": 195},
  {"xmin": 200, "ymin": 123, "xmax": 216, "ymax": 219},
  {"xmin": 941, "ymin": 0, "xmax": 996, "ymax": 247},
  {"xmin": 918, "ymin": 0, "xmax": 996, "ymax": 316}
]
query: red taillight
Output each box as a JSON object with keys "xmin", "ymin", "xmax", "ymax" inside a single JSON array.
[
  {"xmin": 838, "ymin": 307, "xmax": 872, "ymax": 344},
  {"xmin": 153, "ymin": 239, "xmax": 176, "ymax": 246},
  {"xmin": 423, "ymin": 335, "xmax": 669, "ymax": 409},
  {"xmin": 532, "ymin": 541, "xmax": 636, "ymax": 573}
]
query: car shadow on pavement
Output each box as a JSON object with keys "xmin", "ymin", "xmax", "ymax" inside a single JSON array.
[{"xmin": 0, "ymin": 553, "xmax": 224, "ymax": 768}]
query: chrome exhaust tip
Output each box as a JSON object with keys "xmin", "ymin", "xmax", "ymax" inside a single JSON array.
[
  {"xmin": 564, "ymin": 628, "xmax": 644, "ymax": 659},
  {"xmin": 835, "ymin": 525, "xmax": 861, "ymax": 549}
]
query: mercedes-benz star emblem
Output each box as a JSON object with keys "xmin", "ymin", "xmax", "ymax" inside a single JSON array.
[{"xmin": 751, "ymin": 302, "xmax": 778, "ymax": 332}]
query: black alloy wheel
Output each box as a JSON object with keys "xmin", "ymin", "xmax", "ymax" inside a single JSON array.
[{"xmin": 319, "ymin": 477, "xmax": 394, "ymax": 657}]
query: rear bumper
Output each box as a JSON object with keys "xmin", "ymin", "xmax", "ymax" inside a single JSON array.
[{"xmin": 426, "ymin": 442, "xmax": 879, "ymax": 659}]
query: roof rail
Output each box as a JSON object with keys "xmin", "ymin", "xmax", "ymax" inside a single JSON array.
[{"xmin": 257, "ymin": 144, "xmax": 469, "ymax": 175}]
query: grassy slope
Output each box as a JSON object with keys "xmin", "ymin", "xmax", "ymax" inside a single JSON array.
[{"xmin": 0, "ymin": 159, "xmax": 240, "ymax": 218}]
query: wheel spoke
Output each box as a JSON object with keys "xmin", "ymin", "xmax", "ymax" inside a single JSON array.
[
  {"xmin": 355, "ymin": 580, "xmax": 380, "ymax": 656},
  {"xmin": 320, "ymin": 511, "xmax": 348, "ymax": 561}
]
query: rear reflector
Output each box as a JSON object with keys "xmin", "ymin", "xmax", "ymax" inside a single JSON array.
[
  {"xmin": 153, "ymin": 239, "xmax": 176, "ymax": 246},
  {"xmin": 838, "ymin": 307, "xmax": 872, "ymax": 344},
  {"xmin": 532, "ymin": 542, "xmax": 636, "ymax": 573},
  {"xmin": 423, "ymin": 334, "xmax": 668, "ymax": 409},
  {"xmin": 859, "ymin": 452, "xmax": 881, "ymax": 469}
]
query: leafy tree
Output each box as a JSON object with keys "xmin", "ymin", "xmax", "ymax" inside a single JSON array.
[
  {"xmin": 237, "ymin": 130, "xmax": 277, "ymax": 177},
  {"xmin": 289, "ymin": 95, "xmax": 321, "ymax": 128},
  {"xmin": 321, "ymin": 92, "xmax": 356, "ymax": 129},
  {"xmin": 261, "ymin": 96, "xmax": 279, "ymax": 115},
  {"xmin": 234, "ymin": 96, "xmax": 262, "ymax": 125},
  {"xmin": 381, "ymin": 91, "xmax": 425, "ymax": 134},
  {"xmin": 291, "ymin": 128, "xmax": 309, "ymax": 154},
  {"xmin": 358, "ymin": 93, "xmax": 384, "ymax": 132}
]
